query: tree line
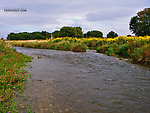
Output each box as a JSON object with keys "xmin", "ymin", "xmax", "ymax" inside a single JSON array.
[
  {"xmin": 7, "ymin": 8, "xmax": 150, "ymax": 40},
  {"xmin": 51, "ymin": 26, "xmax": 118, "ymax": 38},
  {"xmin": 7, "ymin": 27, "xmax": 118, "ymax": 40},
  {"xmin": 7, "ymin": 31, "xmax": 51, "ymax": 40}
]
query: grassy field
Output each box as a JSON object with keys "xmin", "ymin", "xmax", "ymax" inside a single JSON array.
[
  {"xmin": 8, "ymin": 36, "xmax": 150, "ymax": 65},
  {"xmin": 0, "ymin": 40, "xmax": 31, "ymax": 112}
]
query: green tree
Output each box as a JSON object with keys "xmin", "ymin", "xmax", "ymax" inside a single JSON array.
[
  {"xmin": 7, "ymin": 33, "xmax": 15, "ymax": 40},
  {"xmin": 84, "ymin": 33, "xmax": 87, "ymax": 38},
  {"xmin": 86, "ymin": 31, "xmax": 92, "ymax": 38},
  {"xmin": 107, "ymin": 31, "xmax": 118, "ymax": 38},
  {"xmin": 21, "ymin": 32, "xmax": 34, "ymax": 40},
  {"xmin": 59, "ymin": 26, "xmax": 77, "ymax": 37},
  {"xmin": 86, "ymin": 30, "xmax": 103, "ymax": 38},
  {"xmin": 52, "ymin": 30, "xmax": 60, "ymax": 38},
  {"xmin": 129, "ymin": 8, "xmax": 150, "ymax": 36},
  {"xmin": 7, "ymin": 31, "xmax": 49, "ymax": 40},
  {"xmin": 75, "ymin": 27, "xmax": 83, "ymax": 38},
  {"xmin": 40, "ymin": 31, "xmax": 51, "ymax": 38},
  {"xmin": 52, "ymin": 26, "xmax": 83, "ymax": 38}
]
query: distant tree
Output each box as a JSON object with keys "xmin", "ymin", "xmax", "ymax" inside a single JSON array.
[
  {"xmin": 40, "ymin": 31, "xmax": 51, "ymax": 38},
  {"xmin": 59, "ymin": 26, "xmax": 77, "ymax": 37},
  {"xmin": 34, "ymin": 33, "xmax": 45, "ymax": 39},
  {"xmin": 74, "ymin": 27, "xmax": 83, "ymax": 38},
  {"xmin": 127, "ymin": 34, "xmax": 132, "ymax": 37},
  {"xmin": 129, "ymin": 8, "xmax": 150, "ymax": 36},
  {"xmin": 21, "ymin": 32, "xmax": 34, "ymax": 40},
  {"xmin": 86, "ymin": 30, "xmax": 103, "ymax": 38},
  {"xmin": 107, "ymin": 31, "xmax": 118, "ymax": 38},
  {"xmin": 7, "ymin": 31, "xmax": 50, "ymax": 40},
  {"xmin": 83, "ymin": 33, "xmax": 87, "ymax": 38},
  {"xmin": 91, "ymin": 30, "xmax": 103, "ymax": 38},
  {"xmin": 52, "ymin": 30, "xmax": 60, "ymax": 38},
  {"xmin": 86, "ymin": 31, "xmax": 92, "ymax": 38},
  {"xmin": 7, "ymin": 32, "xmax": 15, "ymax": 40}
]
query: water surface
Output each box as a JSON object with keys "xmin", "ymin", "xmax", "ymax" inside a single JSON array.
[{"xmin": 15, "ymin": 47, "xmax": 150, "ymax": 113}]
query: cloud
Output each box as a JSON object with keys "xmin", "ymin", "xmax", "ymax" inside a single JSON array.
[
  {"xmin": 86, "ymin": 7, "xmax": 134, "ymax": 21},
  {"xmin": 0, "ymin": 0, "xmax": 149, "ymax": 38}
]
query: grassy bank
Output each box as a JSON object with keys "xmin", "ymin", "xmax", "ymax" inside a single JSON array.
[
  {"xmin": 9, "ymin": 36, "xmax": 150, "ymax": 65},
  {"xmin": 96, "ymin": 36, "xmax": 150, "ymax": 65},
  {"xmin": 0, "ymin": 40, "xmax": 31, "ymax": 112},
  {"xmin": 9, "ymin": 39, "xmax": 87, "ymax": 52}
]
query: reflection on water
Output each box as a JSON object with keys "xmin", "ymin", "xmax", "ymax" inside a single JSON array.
[{"xmin": 15, "ymin": 47, "xmax": 150, "ymax": 113}]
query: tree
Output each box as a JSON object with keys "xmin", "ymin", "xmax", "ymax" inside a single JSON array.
[
  {"xmin": 52, "ymin": 26, "xmax": 83, "ymax": 38},
  {"xmin": 59, "ymin": 26, "xmax": 77, "ymax": 37},
  {"xmin": 86, "ymin": 30, "xmax": 103, "ymax": 38},
  {"xmin": 127, "ymin": 34, "xmax": 131, "ymax": 37},
  {"xmin": 129, "ymin": 8, "xmax": 150, "ymax": 36},
  {"xmin": 52, "ymin": 30, "xmax": 60, "ymax": 38},
  {"xmin": 107, "ymin": 31, "xmax": 118, "ymax": 38},
  {"xmin": 21, "ymin": 32, "xmax": 34, "ymax": 40},
  {"xmin": 7, "ymin": 31, "xmax": 51, "ymax": 40},
  {"xmin": 40, "ymin": 31, "xmax": 51, "ymax": 38},
  {"xmin": 74, "ymin": 27, "xmax": 83, "ymax": 38},
  {"xmin": 7, "ymin": 32, "xmax": 15, "ymax": 40},
  {"xmin": 91, "ymin": 30, "xmax": 103, "ymax": 38},
  {"xmin": 86, "ymin": 31, "xmax": 92, "ymax": 38},
  {"xmin": 83, "ymin": 33, "xmax": 87, "ymax": 38}
]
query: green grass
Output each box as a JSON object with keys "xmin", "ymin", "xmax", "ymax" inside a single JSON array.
[
  {"xmin": 0, "ymin": 40, "xmax": 31, "ymax": 112},
  {"xmin": 96, "ymin": 42, "xmax": 150, "ymax": 65},
  {"xmin": 9, "ymin": 36, "xmax": 150, "ymax": 65},
  {"xmin": 10, "ymin": 40, "xmax": 88, "ymax": 52}
]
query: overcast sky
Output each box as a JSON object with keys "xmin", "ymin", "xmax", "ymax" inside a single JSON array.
[{"xmin": 0, "ymin": 0, "xmax": 150, "ymax": 38}]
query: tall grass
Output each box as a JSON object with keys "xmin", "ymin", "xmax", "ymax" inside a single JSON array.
[
  {"xmin": 9, "ymin": 36, "xmax": 150, "ymax": 65},
  {"xmin": 96, "ymin": 36, "xmax": 150, "ymax": 65},
  {"xmin": 10, "ymin": 39, "xmax": 88, "ymax": 52},
  {"xmin": 0, "ymin": 40, "xmax": 31, "ymax": 112}
]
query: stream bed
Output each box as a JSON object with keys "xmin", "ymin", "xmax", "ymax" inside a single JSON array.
[{"xmin": 15, "ymin": 47, "xmax": 150, "ymax": 113}]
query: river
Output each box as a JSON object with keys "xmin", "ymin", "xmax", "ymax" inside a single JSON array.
[{"xmin": 15, "ymin": 47, "xmax": 150, "ymax": 113}]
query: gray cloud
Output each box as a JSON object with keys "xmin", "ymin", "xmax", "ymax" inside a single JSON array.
[
  {"xmin": 86, "ymin": 7, "xmax": 134, "ymax": 21},
  {"xmin": 0, "ymin": 0, "xmax": 149, "ymax": 38}
]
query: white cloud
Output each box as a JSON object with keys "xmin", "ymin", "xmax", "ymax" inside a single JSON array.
[{"xmin": 0, "ymin": 0, "xmax": 149, "ymax": 38}]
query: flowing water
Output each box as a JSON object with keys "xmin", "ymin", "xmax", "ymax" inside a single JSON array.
[{"xmin": 15, "ymin": 47, "xmax": 150, "ymax": 113}]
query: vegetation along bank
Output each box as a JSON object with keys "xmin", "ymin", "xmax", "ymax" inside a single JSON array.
[
  {"xmin": 0, "ymin": 39, "xmax": 31, "ymax": 112},
  {"xmin": 9, "ymin": 36, "xmax": 150, "ymax": 66}
]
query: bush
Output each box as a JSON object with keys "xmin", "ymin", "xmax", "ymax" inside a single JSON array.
[
  {"xmin": 96, "ymin": 45, "xmax": 107, "ymax": 53},
  {"xmin": 141, "ymin": 45, "xmax": 150, "ymax": 64},
  {"xmin": 115, "ymin": 44, "xmax": 129, "ymax": 58},
  {"xmin": 106, "ymin": 47, "xmax": 115, "ymax": 56},
  {"xmin": 131, "ymin": 45, "xmax": 150, "ymax": 64},
  {"xmin": 55, "ymin": 41, "xmax": 71, "ymax": 51},
  {"xmin": 96, "ymin": 44, "xmax": 115, "ymax": 56},
  {"xmin": 71, "ymin": 43, "xmax": 87, "ymax": 52}
]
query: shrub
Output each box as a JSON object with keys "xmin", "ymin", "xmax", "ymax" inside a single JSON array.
[
  {"xmin": 71, "ymin": 43, "xmax": 87, "ymax": 52},
  {"xmin": 106, "ymin": 47, "xmax": 115, "ymax": 56},
  {"xmin": 96, "ymin": 45, "xmax": 108, "ymax": 53},
  {"xmin": 97, "ymin": 44, "xmax": 115, "ymax": 56},
  {"xmin": 131, "ymin": 45, "xmax": 150, "ymax": 64},
  {"xmin": 55, "ymin": 41, "xmax": 71, "ymax": 51},
  {"xmin": 141, "ymin": 45, "xmax": 150, "ymax": 64},
  {"xmin": 115, "ymin": 44, "xmax": 129, "ymax": 58}
]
